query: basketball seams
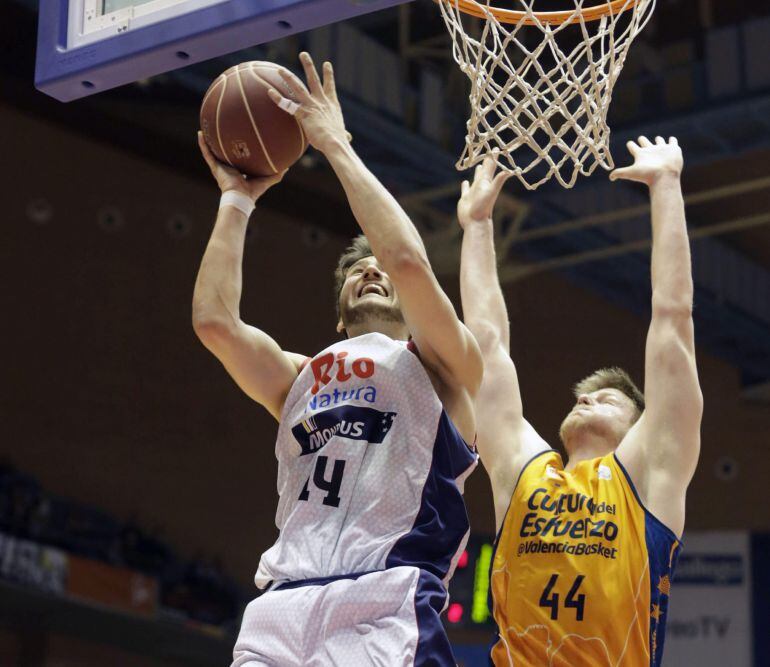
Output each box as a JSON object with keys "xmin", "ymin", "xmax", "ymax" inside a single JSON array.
[
  {"xmin": 235, "ymin": 63, "xmax": 278, "ymax": 174},
  {"xmin": 214, "ymin": 75, "xmax": 234, "ymax": 167},
  {"xmin": 248, "ymin": 63, "xmax": 307, "ymax": 158},
  {"xmin": 298, "ymin": 125, "xmax": 307, "ymax": 155},
  {"xmin": 201, "ymin": 61, "xmax": 307, "ymax": 175},
  {"xmin": 200, "ymin": 73, "xmax": 224, "ymax": 109}
]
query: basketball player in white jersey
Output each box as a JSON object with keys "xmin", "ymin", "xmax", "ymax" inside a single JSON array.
[
  {"xmin": 457, "ymin": 141, "xmax": 702, "ymax": 665},
  {"xmin": 193, "ymin": 52, "xmax": 482, "ymax": 666}
]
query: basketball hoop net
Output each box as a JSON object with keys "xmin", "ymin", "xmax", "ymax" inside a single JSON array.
[{"xmin": 438, "ymin": 0, "xmax": 656, "ymax": 189}]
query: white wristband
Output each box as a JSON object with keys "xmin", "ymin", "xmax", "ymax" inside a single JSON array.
[{"xmin": 220, "ymin": 190, "xmax": 255, "ymax": 218}]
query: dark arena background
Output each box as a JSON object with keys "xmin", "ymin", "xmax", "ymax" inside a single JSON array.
[{"xmin": 2, "ymin": 0, "xmax": 770, "ymax": 665}]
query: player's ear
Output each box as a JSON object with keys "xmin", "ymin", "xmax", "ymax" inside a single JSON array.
[{"xmin": 336, "ymin": 318, "xmax": 345, "ymax": 335}]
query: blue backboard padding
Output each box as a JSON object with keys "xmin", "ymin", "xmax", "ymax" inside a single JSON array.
[{"xmin": 36, "ymin": 0, "xmax": 413, "ymax": 101}]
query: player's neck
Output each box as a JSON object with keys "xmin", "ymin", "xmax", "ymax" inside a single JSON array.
[
  {"xmin": 344, "ymin": 320, "xmax": 410, "ymax": 341},
  {"xmin": 563, "ymin": 434, "xmax": 616, "ymax": 470}
]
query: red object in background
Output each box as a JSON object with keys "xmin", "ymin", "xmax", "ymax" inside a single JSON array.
[
  {"xmin": 457, "ymin": 550, "xmax": 469, "ymax": 569},
  {"xmin": 67, "ymin": 555, "xmax": 158, "ymax": 616},
  {"xmin": 447, "ymin": 602, "xmax": 464, "ymax": 624}
]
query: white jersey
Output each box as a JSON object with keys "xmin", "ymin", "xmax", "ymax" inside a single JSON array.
[{"xmin": 255, "ymin": 332, "xmax": 477, "ymax": 589}]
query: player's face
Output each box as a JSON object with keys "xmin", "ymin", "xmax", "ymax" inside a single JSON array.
[
  {"xmin": 337, "ymin": 256, "xmax": 405, "ymax": 332},
  {"xmin": 559, "ymin": 388, "xmax": 639, "ymax": 449}
]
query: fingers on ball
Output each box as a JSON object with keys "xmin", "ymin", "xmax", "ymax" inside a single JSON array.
[{"xmin": 299, "ymin": 52, "xmax": 323, "ymax": 94}]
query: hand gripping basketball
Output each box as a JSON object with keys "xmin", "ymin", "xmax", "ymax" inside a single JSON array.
[
  {"xmin": 610, "ymin": 136, "xmax": 683, "ymax": 187},
  {"xmin": 266, "ymin": 53, "xmax": 352, "ymax": 153},
  {"xmin": 197, "ymin": 131, "xmax": 286, "ymax": 201}
]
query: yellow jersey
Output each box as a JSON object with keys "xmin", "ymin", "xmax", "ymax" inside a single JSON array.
[{"xmin": 490, "ymin": 450, "xmax": 681, "ymax": 667}]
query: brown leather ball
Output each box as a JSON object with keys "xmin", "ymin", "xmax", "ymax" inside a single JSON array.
[{"xmin": 200, "ymin": 61, "xmax": 308, "ymax": 177}]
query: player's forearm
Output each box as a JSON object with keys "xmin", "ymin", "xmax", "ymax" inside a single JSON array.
[
  {"xmin": 192, "ymin": 207, "xmax": 249, "ymax": 331},
  {"xmin": 649, "ymin": 173, "xmax": 693, "ymax": 315},
  {"xmin": 460, "ymin": 220, "xmax": 511, "ymax": 351},
  {"xmin": 322, "ymin": 137, "xmax": 426, "ymax": 270}
]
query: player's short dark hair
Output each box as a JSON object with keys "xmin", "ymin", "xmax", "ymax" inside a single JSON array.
[
  {"xmin": 334, "ymin": 235, "xmax": 373, "ymax": 318},
  {"xmin": 573, "ymin": 367, "xmax": 645, "ymax": 417}
]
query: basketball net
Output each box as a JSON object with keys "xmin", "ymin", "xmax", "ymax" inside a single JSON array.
[{"xmin": 438, "ymin": 0, "xmax": 656, "ymax": 189}]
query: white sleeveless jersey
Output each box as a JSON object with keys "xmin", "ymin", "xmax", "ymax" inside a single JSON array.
[{"xmin": 255, "ymin": 332, "xmax": 477, "ymax": 589}]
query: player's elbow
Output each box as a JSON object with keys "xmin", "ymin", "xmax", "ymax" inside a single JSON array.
[
  {"xmin": 650, "ymin": 295, "xmax": 696, "ymax": 351},
  {"xmin": 388, "ymin": 245, "xmax": 431, "ymax": 278},
  {"xmin": 651, "ymin": 291, "xmax": 693, "ymax": 321},
  {"xmin": 691, "ymin": 385, "xmax": 704, "ymax": 423},
  {"xmin": 467, "ymin": 318, "xmax": 507, "ymax": 356},
  {"xmin": 192, "ymin": 311, "xmax": 237, "ymax": 351},
  {"xmin": 648, "ymin": 335, "xmax": 698, "ymax": 382}
]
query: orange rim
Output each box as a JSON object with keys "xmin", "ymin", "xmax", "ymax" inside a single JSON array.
[{"xmin": 444, "ymin": 0, "xmax": 641, "ymax": 26}]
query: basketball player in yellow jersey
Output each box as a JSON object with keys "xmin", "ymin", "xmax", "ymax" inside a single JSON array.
[{"xmin": 457, "ymin": 138, "xmax": 703, "ymax": 666}]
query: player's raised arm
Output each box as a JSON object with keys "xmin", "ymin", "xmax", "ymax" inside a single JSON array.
[
  {"xmin": 267, "ymin": 53, "xmax": 482, "ymax": 400},
  {"xmin": 192, "ymin": 133, "xmax": 306, "ymax": 421},
  {"xmin": 613, "ymin": 136, "xmax": 703, "ymax": 537},
  {"xmin": 458, "ymin": 158, "xmax": 550, "ymax": 527}
]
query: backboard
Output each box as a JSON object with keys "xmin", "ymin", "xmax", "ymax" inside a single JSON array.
[{"xmin": 36, "ymin": 0, "xmax": 412, "ymax": 102}]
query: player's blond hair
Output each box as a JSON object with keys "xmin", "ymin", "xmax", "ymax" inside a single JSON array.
[{"xmin": 573, "ymin": 367, "xmax": 645, "ymax": 417}]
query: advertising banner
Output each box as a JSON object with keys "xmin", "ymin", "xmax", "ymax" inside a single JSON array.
[
  {"xmin": 0, "ymin": 530, "xmax": 158, "ymax": 617},
  {"xmin": 663, "ymin": 531, "xmax": 753, "ymax": 667},
  {"xmin": 0, "ymin": 531, "xmax": 67, "ymax": 594}
]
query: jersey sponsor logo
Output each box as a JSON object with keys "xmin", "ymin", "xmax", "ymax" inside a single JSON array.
[
  {"xmin": 518, "ymin": 487, "xmax": 621, "ymax": 560},
  {"xmin": 309, "ymin": 350, "xmax": 375, "ymax": 395},
  {"xmin": 292, "ymin": 405, "xmax": 396, "ymax": 455},
  {"xmin": 527, "ymin": 488, "xmax": 617, "ymax": 517},
  {"xmin": 517, "ymin": 539, "xmax": 618, "ymax": 559},
  {"xmin": 519, "ymin": 513, "xmax": 619, "ymax": 541},
  {"xmin": 306, "ymin": 385, "xmax": 377, "ymax": 412}
]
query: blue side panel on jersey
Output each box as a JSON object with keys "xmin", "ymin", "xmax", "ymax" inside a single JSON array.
[
  {"xmin": 644, "ymin": 513, "xmax": 682, "ymax": 667},
  {"xmin": 414, "ymin": 570, "xmax": 456, "ymax": 667},
  {"xmin": 386, "ymin": 410, "xmax": 476, "ymax": 581},
  {"xmin": 452, "ymin": 644, "xmax": 495, "ymax": 666},
  {"xmin": 613, "ymin": 454, "xmax": 682, "ymax": 667}
]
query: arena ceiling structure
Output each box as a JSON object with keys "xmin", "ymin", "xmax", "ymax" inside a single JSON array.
[{"xmin": 5, "ymin": 0, "xmax": 770, "ymax": 397}]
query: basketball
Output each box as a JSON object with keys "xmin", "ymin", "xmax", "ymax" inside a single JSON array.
[{"xmin": 199, "ymin": 61, "xmax": 308, "ymax": 177}]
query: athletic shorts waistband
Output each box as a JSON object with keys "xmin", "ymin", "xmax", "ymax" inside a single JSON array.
[{"xmin": 272, "ymin": 569, "xmax": 379, "ymax": 591}]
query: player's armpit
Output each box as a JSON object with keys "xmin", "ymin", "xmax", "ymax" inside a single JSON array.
[
  {"xmin": 483, "ymin": 419, "xmax": 552, "ymax": 532},
  {"xmin": 194, "ymin": 319, "xmax": 303, "ymax": 420},
  {"xmin": 473, "ymin": 339, "xmax": 551, "ymax": 528}
]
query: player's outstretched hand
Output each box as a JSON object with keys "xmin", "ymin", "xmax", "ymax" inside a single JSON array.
[
  {"xmin": 457, "ymin": 153, "xmax": 511, "ymax": 228},
  {"xmin": 198, "ymin": 131, "xmax": 286, "ymax": 201},
  {"xmin": 266, "ymin": 52, "xmax": 350, "ymax": 154},
  {"xmin": 610, "ymin": 136, "xmax": 683, "ymax": 186}
]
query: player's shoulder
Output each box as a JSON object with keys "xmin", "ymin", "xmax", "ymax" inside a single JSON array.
[{"xmin": 511, "ymin": 448, "xmax": 561, "ymax": 494}]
